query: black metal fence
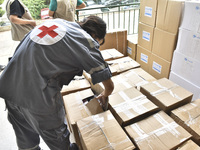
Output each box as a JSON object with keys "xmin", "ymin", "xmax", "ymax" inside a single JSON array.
[{"xmin": 76, "ymin": 2, "xmax": 140, "ymax": 35}]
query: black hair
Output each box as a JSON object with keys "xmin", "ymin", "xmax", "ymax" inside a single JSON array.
[{"xmin": 78, "ymin": 16, "xmax": 106, "ymax": 45}]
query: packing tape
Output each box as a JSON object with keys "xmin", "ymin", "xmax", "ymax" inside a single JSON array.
[{"xmin": 132, "ymin": 120, "xmax": 180, "ymax": 143}]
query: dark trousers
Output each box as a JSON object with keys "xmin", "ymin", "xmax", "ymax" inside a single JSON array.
[{"xmin": 6, "ymin": 101, "xmax": 70, "ymax": 150}]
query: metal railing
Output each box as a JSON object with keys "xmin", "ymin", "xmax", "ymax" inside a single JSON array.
[{"xmin": 76, "ymin": 2, "xmax": 140, "ymax": 35}]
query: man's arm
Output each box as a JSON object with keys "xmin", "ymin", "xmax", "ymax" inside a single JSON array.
[
  {"xmin": 96, "ymin": 78, "xmax": 114, "ymax": 111},
  {"xmin": 9, "ymin": 15, "xmax": 36, "ymax": 27},
  {"xmin": 76, "ymin": 2, "xmax": 86, "ymax": 9},
  {"xmin": 49, "ymin": 0, "xmax": 57, "ymax": 17}
]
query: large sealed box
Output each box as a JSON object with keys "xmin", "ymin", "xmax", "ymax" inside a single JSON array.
[
  {"xmin": 176, "ymin": 140, "xmax": 200, "ymax": 150},
  {"xmin": 109, "ymin": 86, "xmax": 159, "ymax": 126},
  {"xmin": 89, "ymin": 73, "xmax": 137, "ymax": 96},
  {"xmin": 180, "ymin": 1, "xmax": 200, "ymax": 32},
  {"xmin": 63, "ymin": 89, "xmax": 103, "ymax": 149},
  {"xmin": 156, "ymin": 0, "xmax": 184, "ymax": 34},
  {"xmin": 100, "ymin": 29, "xmax": 127, "ymax": 55},
  {"xmin": 127, "ymin": 34, "xmax": 138, "ymax": 60},
  {"xmin": 171, "ymin": 51, "xmax": 200, "ymax": 87},
  {"xmin": 140, "ymin": 78, "xmax": 193, "ymax": 113},
  {"xmin": 136, "ymin": 45, "xmax": 152, "ymax": 73},
  {"xmin": 171, "ymin": 99, "xmax": 200, "ymax": 145},
  {"xmin": 106, "ymin": 56, "xmax": 140, "ymax": 75},
  {"xmin": 138, "ymin": 22, "xmax": 154, "ymax": 51},
  {"xmin": 120, "ymin": 68, "xmax": 156, "ymax": 90},
  {"xmin": 149, "ymin": 53, "xmax": 171, "ymax": 79},
  {"xmin": 139, "ymin": 0, "xmax": 158, "ymax": 27},
  {"xmin": 152, "ymin": 28, "xmax": 177, "ymax": 62},
  {"xmin": 77, "ymin": 110, "xmax": 136, "ymax": 150},
  {"xmin": 175, "ymin": 28, "xmax": 200, "ymax": 61},
  {"xmin": 125, "ymin": 111, "xmax": 192, "ymax": 150},
  {"xmin": 61, "ymin": 75, "xmax": 91, "ymax": 96},
  {"xmin": 100, "ymin": 48, "xmax": 124, "ymax": 61},
  {"xmin": 169, "ymin": 71, "xmax": 200, "ymax": 101}
]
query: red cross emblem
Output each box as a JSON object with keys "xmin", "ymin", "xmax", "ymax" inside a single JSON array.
[{"xmin": 37, "ymin": 25, "xmax": 58, "ymax": 38}]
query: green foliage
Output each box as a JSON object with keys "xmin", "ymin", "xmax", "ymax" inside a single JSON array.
[
  {"xmin": 0, "ymin": 0, "xmax": 4, "ymax": 5},
  {"xmin": 0, "ymin": 7, "xmax": 5, "ymax": 17},
  {"xmin": 21, "ymin": 0, "xmax": 49, "ymax": 19}
]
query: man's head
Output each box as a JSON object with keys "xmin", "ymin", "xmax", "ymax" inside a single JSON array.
[{"xmin": 78, "ymin": 16, "xmax": 106, "ymax": 45}]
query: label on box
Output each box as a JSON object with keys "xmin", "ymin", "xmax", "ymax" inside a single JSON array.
[
  {"xmin": 144, "ymin": 6, "xmax": 152, "ymax": 17},
  {"xmin": 127, "ymin": 46, "xmax": 132, "ymax": 55},
  {"xmin": 142, "ymin": 31, "xmax": 150, "ymax": 41},
  {"xmin": 141, "ymin": 53, "xmax": 148, "ymax": 64},
  {"xmin": 152, "ymin": 61, "xmax": 162, "ymax": 74}
]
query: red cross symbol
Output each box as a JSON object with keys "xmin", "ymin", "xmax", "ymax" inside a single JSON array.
[{"xmin": 37, "ymin": 25, "xmax": 58, "ymax": 38}]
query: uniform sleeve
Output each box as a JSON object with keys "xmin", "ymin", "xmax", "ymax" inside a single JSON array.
[
  {"xmin": 77, "ymin": 0, "xmax": 84, "ymax": 6},
  {"xmin": 49, "ymin": 0, "xmax": 57, "ymax": 11},
  {"xmin": 10, "ymin": 0, "xmax": 25, "ymax": 18},
  {"xmin": 78, "ymin": 43, "xmax": 112, "ymax": 85}
]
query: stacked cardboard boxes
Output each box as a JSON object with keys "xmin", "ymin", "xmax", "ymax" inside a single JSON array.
[
  {"xmin": 169, "ymin": 1, "xmax": 200, "ymax": 101},
  {"xmin": 100, "ymin": 48, "xmax": 124, "ymax": 61},
  {"xmin": 140, "ymin": 78, "xmax": 193, "ymax": 113},
  {"xmin": 127, "ymin": 34, "xmax": 138, "ymax": 60},
  {"xmin": 109, "ymin": 86, "xmax": 159, "ymax": 126},
  {"xmin": 136, "ymin": 0, "xmax": 184, "ymax": 79},
  {"xmin": 77, "ymin": 110, "xmax": 136, "ymax": 150},
  {"xmin": 125, "ymin": 111, "xmax": 192, "ymax": 150},
  {"xmin": 61, "ymin": 75, "xmax": 91, "ymax": 96},
  {"xmin": 63, "ymin": 89, "xmax": 103, "ymax": 149},
  {"xmin": 171, "ymin": 99, "xmax": 200, "ymax": 145},
  {"xmin": 176, "ymin": 140, "xmax": 200, "ymax": 149},
  {"xmin": 99, "ymin": 29, "xmax": 127, "ymax": 55}
]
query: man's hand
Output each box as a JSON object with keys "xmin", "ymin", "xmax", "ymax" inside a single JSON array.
[
  {"xmin": 96, "ymin": 94, "xmax": 109, "ymax": 111},
  {"xmin": 29, "ymin": 20, "xmax": 36, "ymax": 27}
]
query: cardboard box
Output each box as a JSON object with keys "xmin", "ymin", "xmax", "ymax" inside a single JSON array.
[
  {"xmin": 138, "ymin": 22, "xmax": 154, "ymax": 51},
  {"xmin": 120, "ymin": 68, "xmax": 157, "ymax": 90},
  {"xmin": 180, "ymin": 1, "xmax": 200, "ymax": 32},
  {"xmin": 171, "ymin": 99, "xmax": 200, "ymax": 145},
  {"xmin": 176, "ymin": 28, "xmax": 200, "ymax": 60},
  {"xmin": 176, "ymin": 140, "xmax": 200, "ymax": 149},
  {"xmin": 156, "ymin": 0, "xmax": 184, "ymax": 34},
  {"xmin": 125, "ymin": 111, "xmax": 192, "ymax": 150},
  {"xmin": 77, "ymin": 110, "xmax": 136, "ymax": 150},
  {"xmin": 90, "ymin": 73, "xmax": 137, "ymax": 96},
  {"xmin": 149, "ymin": 53, "xmax": 171, "ymax": 79},
  {"xmin": 100, "ymin": 29, "xmax": 128, "ymax": 55},
  {"xmin": 127, "ymin": 34, "xmax": 138, "ymax": 60},
  {"xmin": 61, "ymin": 75, "xmax": 91, "ymax": 96},
  {"xmin": 169, "ymin": 71, "xmax": 200, "ymax": 101},
  {"xmin": 109, "ymin": 86, "xmax": 159, "ymax": 126},
  {"xmin": 139, "ymin": 0, "xmax": 158, "ymax": 27},
  {"xmin": 136, "ymin": 45, "xmax": 151, "ymax": 73},
  {"xmin": 140, "ymin": 78, "xmax": 193, "ymax": 113},
  {"xmin": 152, "ymin": 28, "xmax": 177, "ymax": 62},
  {"xmin": 107, "ymin": 56, "xmax": 140, "ymax": 75},
  {"xmin": 100, "ymin": 48, "xmax": 124, "ymax": 61},
  {"xmin": 171, "ymin": 51, "xmax": 200, "ymax": 87},
  {"xmin": 63, "ymin": 89, "xmax": 103, "ymax": 149}
]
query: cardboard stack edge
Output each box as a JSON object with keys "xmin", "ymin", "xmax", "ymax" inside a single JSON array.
[{"xmin": 60, "ymin": 44, "xmax": 200, "ymax": 149}]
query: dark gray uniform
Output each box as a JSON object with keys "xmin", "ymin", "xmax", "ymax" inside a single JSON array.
[{"xmin": 0, "ymin": 19, "xmax": 112, "ymax": 150}]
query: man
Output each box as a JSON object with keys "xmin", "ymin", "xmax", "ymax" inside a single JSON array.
[
  {"xmin": 0, "ymin": 16, "xmax": 114, "ymax": 150},
  {"xmin": 6, "ymin": 0, "xmax": 36, "ymax": 41},
  {"xmin": 49, "ymin": 0, "xmax": 86, "ymax": 22}
]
